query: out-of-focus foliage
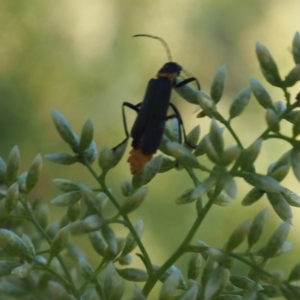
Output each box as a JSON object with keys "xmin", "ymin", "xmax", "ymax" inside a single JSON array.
[
  {"xmin": 1, "ymin": 1, "xmax": 300, "ymax": 299},
  {"xmin": 1, "ymin": 30, "xmax": 300, "ymax": 298}
]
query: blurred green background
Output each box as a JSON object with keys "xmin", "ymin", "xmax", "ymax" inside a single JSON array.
[{"xmin": 1, "ymin": 0, "xmax": 300, "ymax": 296}]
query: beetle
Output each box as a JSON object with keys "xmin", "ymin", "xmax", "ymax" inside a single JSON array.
[{"xmin": 119, "ymin": 34, "xmax": 201, "ymax": 174}]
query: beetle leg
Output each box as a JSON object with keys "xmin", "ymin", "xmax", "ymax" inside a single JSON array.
[
  {"xmin": 122, "ymin": 102, "xmax": 141, "ymax": 138},
  {"xmin": 168, "ymin": 103, "xmax": 196, "ymax": 149},
  {"xmin": 174, "ymin": 77, "xmax": 201, "ymax": 90}
]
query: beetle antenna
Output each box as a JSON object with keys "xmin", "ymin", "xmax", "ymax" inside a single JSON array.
[{"xmin": 133, "ymin": 34, "xmax": 173, "ymax": 62}]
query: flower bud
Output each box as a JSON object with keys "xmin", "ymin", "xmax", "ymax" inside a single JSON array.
[
  {"xmin": 242, "ymin": 187, "xmax": 265, "ymax": 206},
  {"xmin": 230, "ymin": 275, "xmax": 263, "ymax": 291},
  {"xmin": 203, "ymin": 135, "xmax": 220, "ymax": 163},
  {"xmin": 204, "ymin": 267, "xmax": 229, "ymax": 299},
  {"xmin": 5, "ymin": 182, "xmax": 19, "ymax": 214},
  {"xmin": 79, "ymin": 119, "xmax": 93, "ymax": 153},
  {"xmin": 192, "ymin": 177, "xmax": 217, "ymax": 199},
  {"xmin": 210, "ymin": 65, "xmax": 226, "ymax": 104},
  {"xmin": 175, "ymin": 188, "xmax": 195, "ymax": 205},
  {"xmin": 122, "ymin": 220, "xmax": 144, "ymax": 256},
  {"xmin": 255, "ymin": 42, "xmax": 282, "ymax": 87},
  {"xmin": 158, "ymin": 156, "xmax": 176, "ymax": 173},
  {"xmin": 118, "ymin": 254, "xmax": 132, "ymax": 265},
  {"xmin": 67, "ymin": 201, "xmax": 81, "ymax": 222},
  {"xmin": 209, "ymin": 119, "xmax": 224, "ymax": 154},
  {"xmin": 250, "ymin": 78, "xmax": 273, "ymax": 109},
  {"xmin": 240, "ymin": 139, "xmax": 263, "ymax": 171},
  {"xmin": 266, "ymin": 192, "xmax": 292, "ymax": 223},
  {"xmin": 209, "ymin": 190, "xmax": 232, "ymax": 206},
  {"xmin": 49, "ymin": 229, "xmax": 69, "ymax": 261},
  {"xmin": 159, "ymin": 270, "xmax": 181, "ymax": 299},
  {"xmin": 263, "ymin": 222, "xmax": 290, "ymax": 258},
  {"xmin": 273, "ymin": 100, "xmax": 286, "ymax": 115},
  {"xmin": 50, "ymin": 191, "xmax": 82, "ymax": 207},
  {"xmin": 131, "ymin": 284, "xmax": 146, "ymax": 300},
  {"xmin": 0, "ymin": 260, "xmax": 20, "ymax": 276},
  {"xmin": 229, "ymin": 87, "xmax": 251, "ymax": 119},
  {"xmin": 174, "ymin": 77, "xmax": 199, "ymax": 104},
  {"xmin": 26, "ymin": 154, "xmax": 43, "ymax": 192},
  {"xmin": 116, "ymin": 267, "xmax": 148, "ymax": 282},
  {"xmin": 292, "ymin": 112, "xmax": 300, "ymax": 138},
  {"xmin": 289, "ymin": 262, "xmax": 300, "ymax": 281},
  {"xmin": 181, "ymin": 280, "xmax": 199, "ymax": 300},
  {"xmin": 78, "ymin": 257, "xmax": 94, "ymax": 279},
  {"xmin": 79, "ymin": 183, "xmax": 102, "ymax": 215},
  {"xmin": 197, "ymin": 91, "xmax": 216, "ymax": 117},
  {"xmin": 0, "ymin": 229, "xmax": 27, "ymax": 256},
  {"xmin": 22, "ymin": 233, "xmax": 36, "ymax": 257},
  {"xmin": 121, "ymin": 179, "xmax": 133, "ymax": 197},
  {"xmin": 44, "ymin": 153, "xmax": 77, "ymax": 165},
  {"xmin": 284, "ymin": 64, "xmax": 300, "ymax": 87},
  {"xmin": 220, "ymin": 173, "xmax": 237, "ymax": 198},
  {"xmin": 265, "ymin": 109, "xmax": 280, "ymax": 132},
  {"xmin": 166, "ymin": 142, "xmax": 200, "ymax": 168},
  {"xmin": 120, "ymin": 186, "xmax": 148, "ymax": 214},
  {"xmin": 5, "ymin": 146, "xmax": 20, "ymax": 185},
  {"xmin": 223, "ymin": 220, "xmax": 252, "ymax": 252},
  {"xmin": 104, "ymin": 262, "xmax": 125, "ymax": 300},
  {"xmin": 291, "ymin": 148, "xmax": 300, "ymax": 181},
  {"xmin": 35, "ymin": 204, "xmax": 49, "ymax": 230},
  {"xmin": 84, "ymin": 140, "xmax": 98, "ymax": 164},
  {"xmin": 0, "ymin": 156, "xmax": 7, "ymax": 184},
  {"xmin": 102, "ymin": 224, "xmax": 118, "ymax": 257},
  {"xmin": 47, "ymin": 281, "xmax": 72, "ymax": 300},
  {"xmin": 11, "ymin": 262, "xmax": 33, "ymax": 278},
  {"xmin": 281, "ymin": 188, "xmax": 300, "ymax": 207},
  {"xmin": 187, "ymin": 253, "xmax": 202, "ymax": 280},
  {"xmin": 243, "ymin": 173, "xmax": 283, "ymax": 193},
  {"xmin": 247, "ymin": 209, "xmax": 268, "ymax": 249},
  {"xmin": 99, "ymin": 139, "xmax": 128, "ymax": 172},
  {"xmin": 51, "ymin": 110, "xmax": 79, "ymax": 152},
  {"xmin": 164, "ymin": 118, "xmax": 180, "ymax": 142},
  {"xmin": 292, "ymin": 32, "xmax": 300, "ymax": 64},
  {"xmin": 132, "ymin": 155, "xmax": 163, "ymax": 189},
  {"xmin": 68, "ymin": 215, "xmax": 103, "ymax": 235},
  {"xmin": 89, "ymin": 231, "xmax": 107, "ymax": 256},
  {"xmin": 95, "ymin": 192, "xmax": 108, "ymax": 209},
  {"xmin": 186, "ymin": 125, "xmax": 201, "ymax": 147},
  {"xmin": 221, "ymin": 145, "xmax": 241, "ymax": 166}
]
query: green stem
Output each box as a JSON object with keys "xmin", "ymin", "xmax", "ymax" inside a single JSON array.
[
  {"xmin": 228, "ymin": 252, "xmax": 272, "ymax": 279},
  {"xmin": 142, "ymin": 184, "xmax": 222, "ymax": 296},
  {"xmin": 215, "ymin": 113, "xmax": 244, "ymax": 149},
  {"xmin": 184, "ymin": 167, "xmax": 200, "ymax": 187},
  {"xmin": 78, "ymin": 259, "xmax": 107, "ymax": 295},
  {"xmin": 19, "ymin": 198, "xmax": 80, "ymax": 299},
  {"xmin": 264, "ymin": 133, "xmax": 296, "ymax": 144},
  {"xmin": 84, "ymin": 162, "xmax": 153, "ymax": 275},
  {"xmin": 282, "ymin": 86, "xmax": 291, "ymax": 106}
]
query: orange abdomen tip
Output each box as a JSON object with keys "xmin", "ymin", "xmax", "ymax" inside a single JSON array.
[{"xmin": 127, "ymin": 148, "xmax": 153, "ymax": 175}]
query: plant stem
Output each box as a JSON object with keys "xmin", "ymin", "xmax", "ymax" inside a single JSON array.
[
  {"xmin": 19, "ymin": 198, "xmax": 80, "ymax": 299},
  {"xmin": 142, "ymin": 184, "xmax": 222, "ymax": 296},
  {"xmin": 84, "ymin": 162, "xmax": 154, "ymax": 275}
]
